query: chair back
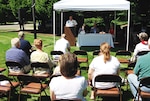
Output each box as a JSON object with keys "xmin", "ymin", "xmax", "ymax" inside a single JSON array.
[
  {"xmin": 115, "ymin": 50, "xmax": 132, "ymax": 56},
  {"xmin": 137, "ymin": 51, "xmax": 150, "ymax": 56},
  {"xmin": 50, "ymin": 50, "xmax": 64, "ymax": 56},
  {"xmin": 139, "ymin": 77, "xmax": 150, "ymax": 87},
  {"xmin": 5, "ymin": 61, "xmax": 23, "ymax": 69},
  {"xmin": 31, "ymin": 62, "xmax": 49, "ymax": 69},
  {"xmin": 73, "ymin": 50, "xmax": 88, "ymax": 55},
  {"xmin": 50, "ymin": 51, "xmax": 64, "ymax": 64},
  {"xmin": 94, "ymin": 74, "xmax": 122, "ymax": 83},
  {"xmin": 128, "ymin": 62, "xmax": 136, "ymax": 69},
  {"xmin": 92, "ymin": 50, "xmax": 100, "ymax": 58},
  {"xmin": 17, "ymin": 74, "xmax": 41, "ymax": 84}
]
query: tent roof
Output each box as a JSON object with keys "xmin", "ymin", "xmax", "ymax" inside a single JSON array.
[{"xmin": 53, "ymin": 0, "xmax": 130, "ymax": 11}]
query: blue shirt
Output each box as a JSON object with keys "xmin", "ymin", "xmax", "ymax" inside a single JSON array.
[
  {"xmin": 6, "ymin": 47, "xmax": 30, "ymax": 67},
  {"xmin": 20, "ymin": 39, "xmax": 32, "ymax": 57}
]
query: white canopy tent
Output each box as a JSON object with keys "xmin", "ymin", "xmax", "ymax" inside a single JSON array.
[{"xmin": 53, "ymin": 0, "xmax": 130, "ymax": 50}]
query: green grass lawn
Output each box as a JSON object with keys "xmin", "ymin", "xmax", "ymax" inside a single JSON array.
[{"xmin": 0, "ymin": 31, "xmax": 133, "ymax": 101}]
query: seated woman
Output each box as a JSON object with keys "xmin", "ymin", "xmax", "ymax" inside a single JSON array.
[
  {"xmin": 78, "ymin": 24, "xmax": 86, "ymax": 34},
  {"xmin": 53, "ymin": 57, "xmax": 81, "ymax": 76},
  {"xmin": 88, "ymin": 42, "xmax": 120, "ymax": 99},
  {"xmin": 30, "ymin": 39, "xmax": 55, "ymax": 74},
  {"xmin": 49, "ymin": 53, "xmax": 88, "ymax": 101}
]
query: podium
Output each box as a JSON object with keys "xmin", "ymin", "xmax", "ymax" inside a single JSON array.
[{"xmin": 64, "ymin": 27, "xmax": 76, "ymax": 46}]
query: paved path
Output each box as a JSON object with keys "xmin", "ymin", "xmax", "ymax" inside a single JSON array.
[{"xmin": 0, "ymin": 23, "xmax": 38, "ymax": 32}]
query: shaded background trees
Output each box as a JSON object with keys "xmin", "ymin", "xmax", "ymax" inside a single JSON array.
[{"xmin": 0, "ymin": 0, "xmax": 150, "ymax": 39}]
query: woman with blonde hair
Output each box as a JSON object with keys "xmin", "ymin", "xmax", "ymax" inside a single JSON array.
[
  {"xmin": 30, "ymin": 39, "xmax": 55, "ymax": 74},
  {"xmin": 88, "ymin": 42, "xmax": 120, "ymax": 99}
]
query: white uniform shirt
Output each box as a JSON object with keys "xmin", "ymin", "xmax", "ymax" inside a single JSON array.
[
  {"xmin": 89, "ymin": 55, "xmax": 120, "ymax": 89},
  {"xmin": 49, "ymin": 76, "xmax": 87, "ymax": 101},
  {"xmin": 65, "ymin": 19, "xmax": 77, "ymax": 27}
]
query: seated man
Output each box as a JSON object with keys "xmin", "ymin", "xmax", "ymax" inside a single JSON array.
[
  {"xmin": 130, "ymin": 32, "xmax": 150, "ymax": 62},
  {"xmin": 6, "ymin": 38, "xmax": 31, "ymax": 73},
  {"xmin": 54, "ymin": 34, "xmax": 70, "ymax": 59},
  {"xmin": 127, "ymin": 38, "xmax": 150, "ymax": 101},
  {"xmin": 90, "ymin": 23, "xmax": 99, "ymax": 33},
  {"xmin": 18, "ymin": 31, "xmax": 33, "ymax": 58}
]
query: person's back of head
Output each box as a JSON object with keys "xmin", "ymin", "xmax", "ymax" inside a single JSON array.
[
  {"xmin": 11, "ymin": 38, "xmax": 20, "ymax": 48},
  {"xmin": 59, "ymin": 53, "xmax": 78, "ymax": 78},
  {"xmin": 138, "ymin": 32, "xmax": 148, "ymax": 41},
  {"xmin": 18, "ymin": 31, "xmax": 25, "ymax": 39},
  {"xmin": 34, "ymin": 39, "xmax": 42, "ymax": 50},
  {"xmin": 100, "ymin": 42, "xmax": 111, "ymax": 63},
  {"xmin": 61, "ymin": 34, "xmax": 66, "ymax": 39}
]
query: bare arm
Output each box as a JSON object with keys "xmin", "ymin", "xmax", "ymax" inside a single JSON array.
[
  {"xmin": 50, "ymin": 89, "xmax": 56, "ymax": 101},
  {"xmin": 88, "ymin": 68, "xmax": 94, "ymax": 85}
]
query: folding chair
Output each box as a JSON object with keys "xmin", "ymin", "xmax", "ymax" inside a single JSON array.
[
  {"xmin": 115, "ymin": 50, "xmax": 132, "ymax": 64},
  {"xmin": 50, "ymin": 50, "xmax": 64, "ymax": 64},
  {"xmin": 93, "ymin": 74, "xmax": 122, "ymax": 101},
  {"xmin": 0, "ymin": 74, "xmax": 19, "ymax": 101},
  {"xmin": 136, "ymin": 77, "xmax": 150, "ymax": 101},
  {"xmin": 73, "ymin": 50, "xmax": 89, "ymax": 70},
  {"xmin": 31, "ymin": 62, "xmax": 52, "ymax": 80},
  {"xmin": 5, "ymin": 61, "xmax": 24, "ymax": 80},
  {"xmin": 137, "ymin": 51, "xmax": 150, "ymax": 56},
  {"xmin": 115, "ymin": 50, "xmax": 132, "ymax": 72},
  {"xmin": 17, "ymin": 74, "xmax": 48, "ymax": 101},
  {"xmin": 92, "ymin": 50, "xmax": 100, "ymax": 58}
]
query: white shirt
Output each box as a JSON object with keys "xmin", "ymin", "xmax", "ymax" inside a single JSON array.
[
  {"xmin": 133, "ymin": 42, "xmax": 150, "ymax": 56},
  {"xmin": 54, "ymin": 38, "xmax": 70, "ymax": 54},
  {"xmin": 89, "ymin": 55, "xmax": 120, "ymax": 89},
  {"xmin": 30, "ymin": 50, "xmax": 54, "ymax": 69},
  {"xmin": 65, "ymin": 19, "xmax": 77, "ymax": 27},
  {"xmin": 49, "ymin": 76, "xmax": 87, "ymax": 101}
]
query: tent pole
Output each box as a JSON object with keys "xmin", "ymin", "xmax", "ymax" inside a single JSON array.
[
  {"xmin": 61, "ymin": 11, "xmax": 63, "ymax": 35},
  {"xmin": 114, "ymin": 11, "xmax": 116, "ymax": 41},
  {"xmin": 53, "ymin": 10, "xmax": 56, "ymax": 46},
  {"xmin": 126, "ymin": 9, "xmax": 130, "ymax": 51}
]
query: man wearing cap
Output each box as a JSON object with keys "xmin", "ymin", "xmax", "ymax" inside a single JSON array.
[
  {"xmin": 18, "ymin": 31, "xmax": 32, "ymax": 58},
  {"xmin": 130, "ymin": 32, "xmax": 150, "ymax": 62},
  {"xmin": 127, "ymin": 38, "xmax": 150, "ymax": 101}
]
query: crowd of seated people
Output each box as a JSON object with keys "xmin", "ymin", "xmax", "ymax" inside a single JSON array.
[{"xmin": 4, "ymin": 30, "xmax": 150, "ymax": 101}]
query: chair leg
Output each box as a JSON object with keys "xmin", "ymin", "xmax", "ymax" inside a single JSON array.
[
  {"xmin": 8, "ymin": 91, "xmax": 11, "ymax": 101},
  {"xmin": 120, "ymin": 94, "xmax": 122, "ymax": 101},
  {"xmin": 18, "ymin": 92, "xmax": 21, "ymax": 101},
  {"xmin": 39, "ymin": 93, "xmax": 41, "ymax": 101}
]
